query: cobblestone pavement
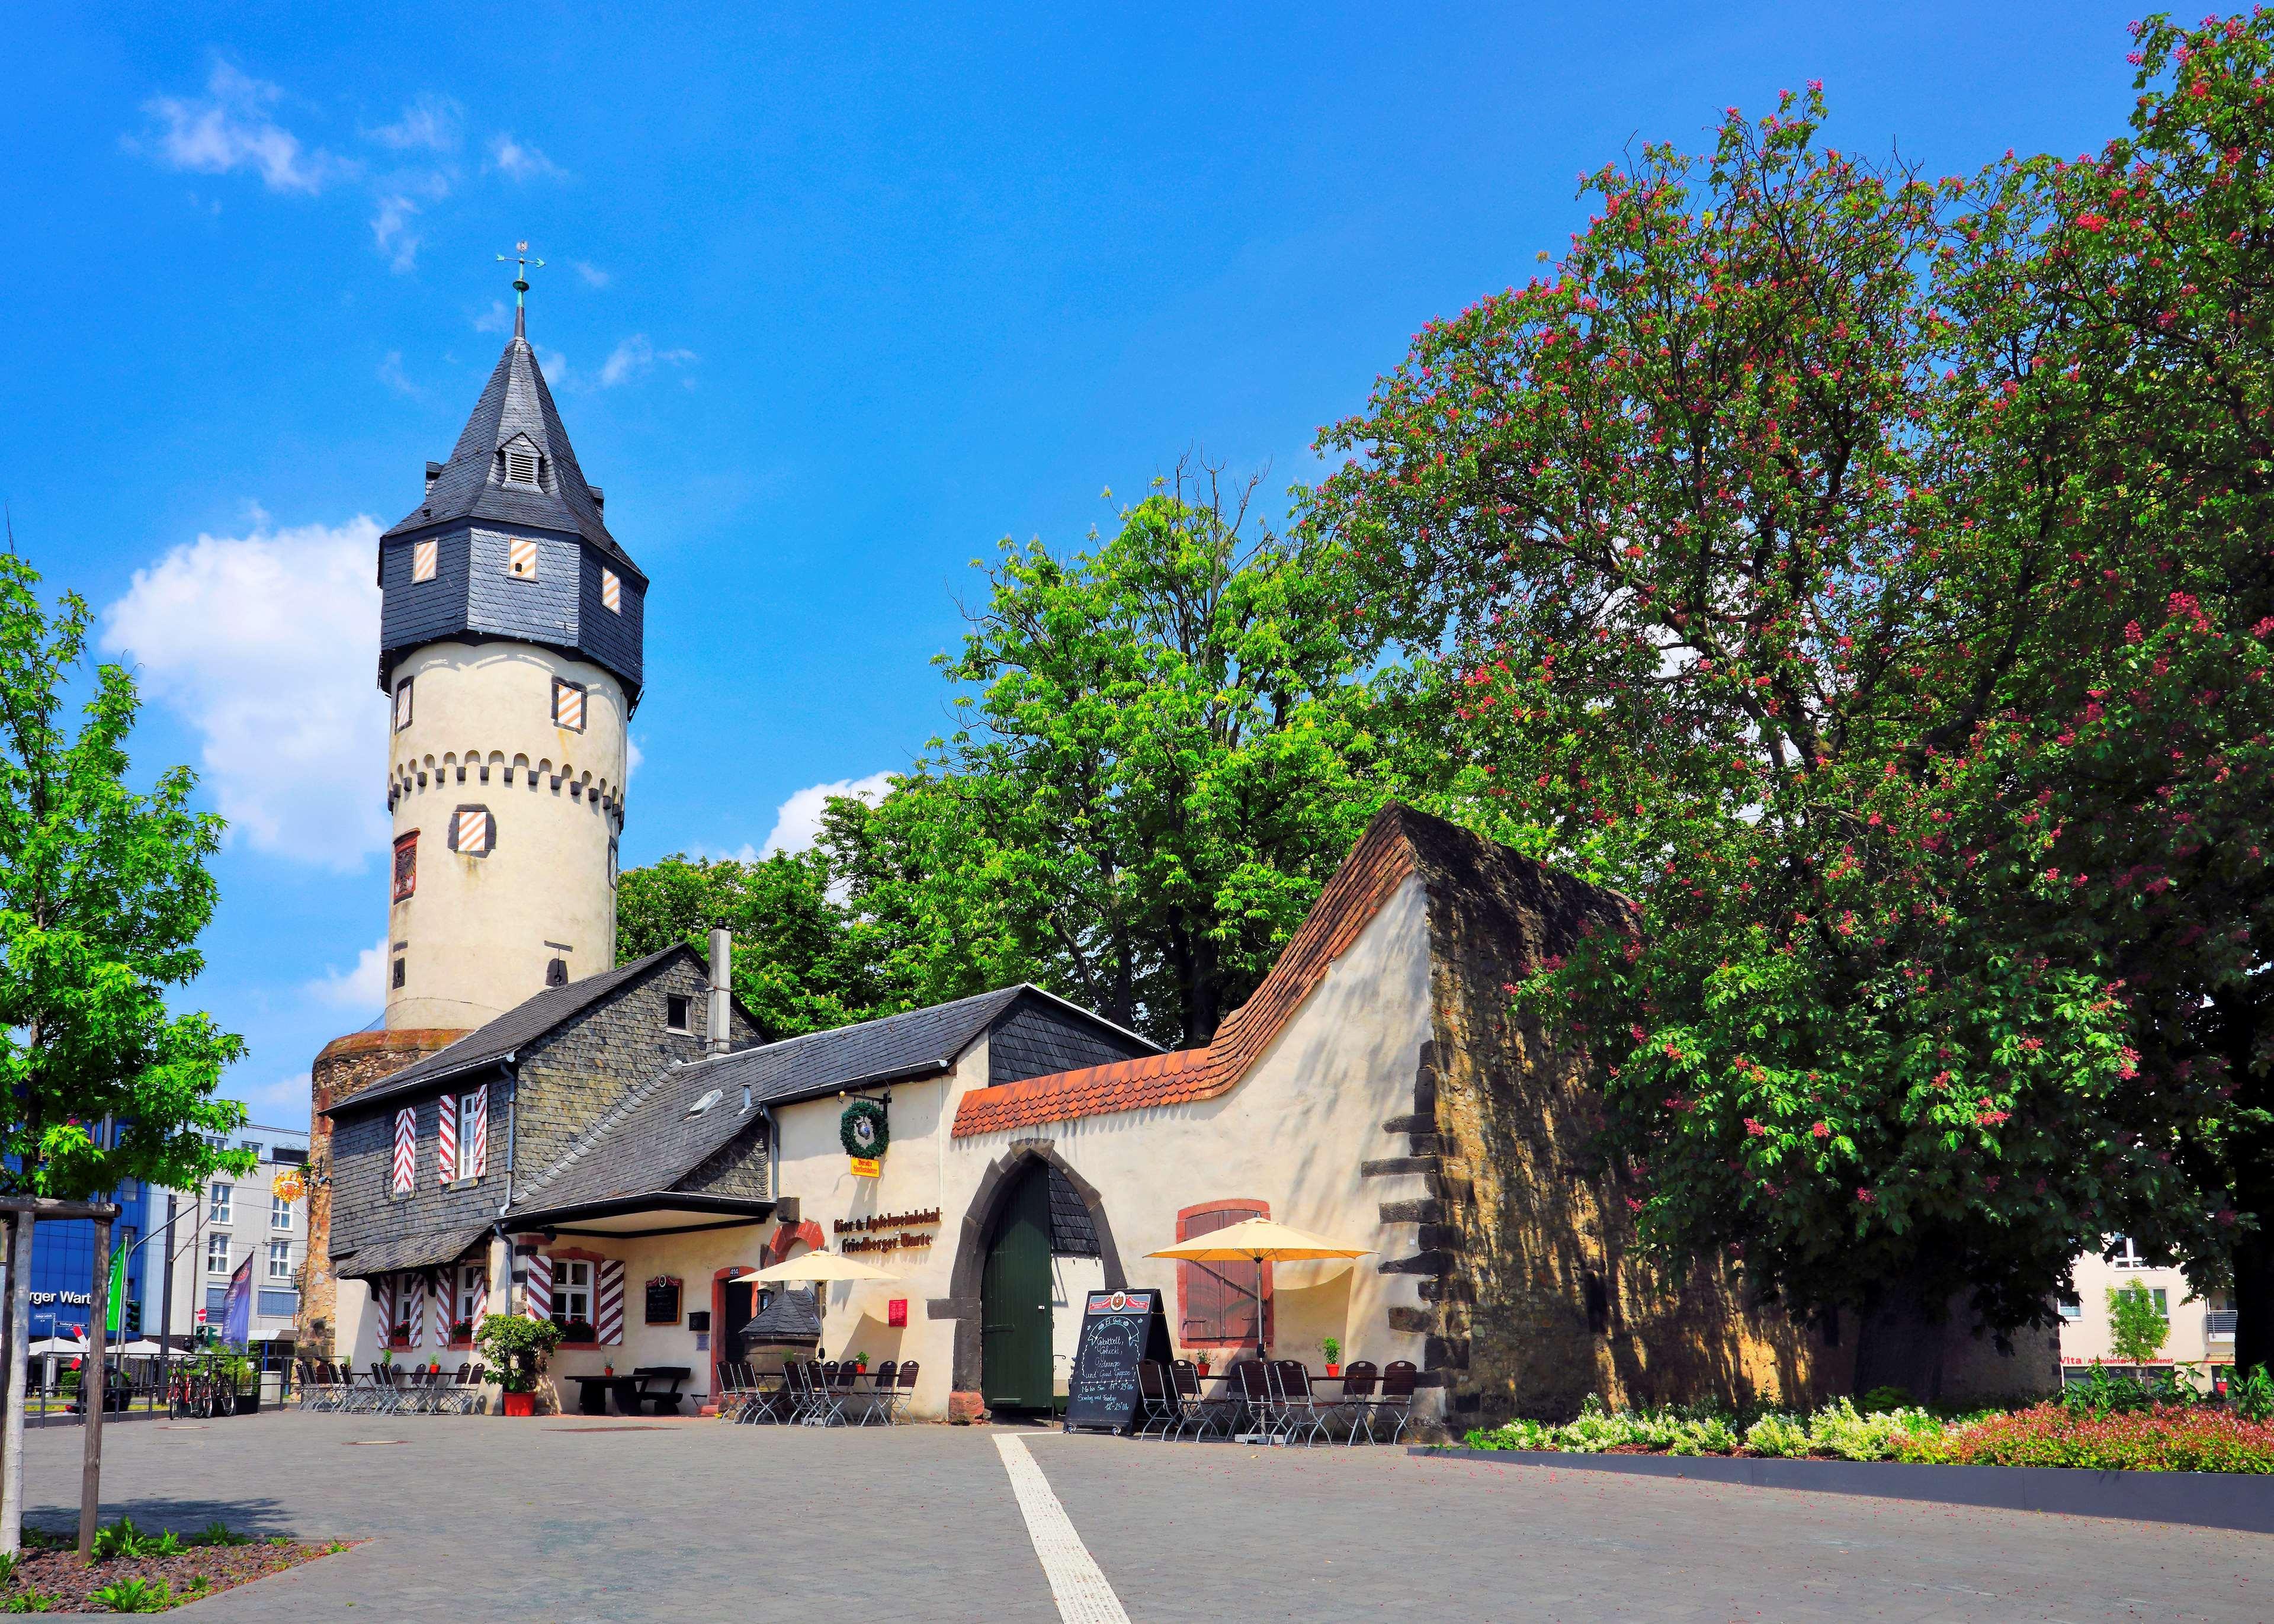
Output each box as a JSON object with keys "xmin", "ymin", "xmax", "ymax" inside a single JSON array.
[{"xmin": 15, "ymin": 1412, "xmax": 2270, "ymax": 1622}]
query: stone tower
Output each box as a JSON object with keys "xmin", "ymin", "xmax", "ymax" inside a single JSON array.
[{"xmin": 374, "ymin": 298, "xmax": 646, "ymax": 1029}]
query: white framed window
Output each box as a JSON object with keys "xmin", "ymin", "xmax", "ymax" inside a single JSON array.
[
  {"xmin": 271, "ymin": 1193, "xmax": 293, "ymax": 1231},
  {"xmin": 206, "ymin": 1233, "xmax": 232, "ymax": 1275},
  {"xmin": 457, "ymin": 1264, "xmax": 487, "ymax": 1333},
  {"xmin": 267, "ymin": 1241, "xmax": 292, "ymax": 1280},
  {"xmin": 508, "ymin": 537, "xmax": 538, "ymax": 580},
  {"xmin": 412, "ymin": 538, "xmax": 438, "ymax": 583},
  {"xmin": 600, "ymin": 567, "xmax": 621, "ymax": 613},
  {"xmin": 2151, "ymin": 1287, "xmax": 2170, "ymax": 1315},
  {"xmin": 2109, "ymin": 1234, "xmax": 2149, "ymax": 1269},
  {"xmin": 394, "ymin": 678, "xmax": 414, "ymax": 732},
  {"xmin": 551, "ymin": 679, "xmax": 586, "ymax": 732},
  {"xmin": 551, "ymin": 1259, "xmax": 592, "ymax": 1330},
  {"xmin": 458, "ymin": 1093, "xmax": 483, "ymax": 1167},
  {"xmin": 666, "ymin": 994, "xmax": 691, "ymax": 1034},
  {"xmin": 209, "ymin": 1183, "xmax": 232, "ymax": 1225},
  {"xmin": 2058, "ymin": 1295, "xmax": 2083, "ymax": 1321}
]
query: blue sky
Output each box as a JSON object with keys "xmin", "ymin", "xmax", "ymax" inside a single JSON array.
[{"xmin": 5, "ymin": 1, "xmax": 2145, "ymax": 1125}]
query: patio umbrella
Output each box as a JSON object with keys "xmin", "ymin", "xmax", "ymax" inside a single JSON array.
[
  {"xmin": 27, "ymin": 1336, "xmax": 86, "ymax": 1356},
  {"xmin": 729, "ymin": 1252, "xmax": 899, "ymax": 1285},
  {"xmin": 1146, "ymin": 1217, "xmax": 1373, "ymax": 1368},
  {"xmin": 114, "ymin": 1339, "xmax": 166, "ymax": 1355}
]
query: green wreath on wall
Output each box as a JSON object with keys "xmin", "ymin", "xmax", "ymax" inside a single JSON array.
[{"xmin": 839, "ymin": 1100, "xmax": 889, "ymax": 1160}]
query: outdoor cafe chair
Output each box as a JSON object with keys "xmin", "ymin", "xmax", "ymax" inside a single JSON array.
[
  {"xmin": 714, "ymin": 1360, "xmax": 749, "ymax": 1418},
  {"xmin": 802, "ymin": 1360, "xmax": 846, "ymax": 1427},
  {"xmin": 1228, "ymin": 1359, "xmax": 1273, "ymax": 1441},
  {"xmin": 779, "ymin": 1360, "xmax": 815, "ymax": 1424},
  {"xmin": 882, "ymin": 1360, "xmax": 918, "ymax": 1425},
  {"xmin": 1269, "ymin": 1360, "xmax": 1330, "ymax": 1447},
  {"xmin": 852, "ymin": 1360, "xmax": 896, "ymax": 1426},
  {"xmin": 1371, "ymin": 1360, "xmax": 1418, "ymax": 1444},
  {"xmin": 1168, "ymin": 1360, "xmax": 1226, "ymax": 1441},
  {"xmin": 1135, "ymin": 1360, "xmax": 1182, "ymax": 1441},
  {"xmin": 831, "ymin": 1361, "xmax": 862, "ymax": 1424},
  {"xmin": 367, "ymin": 1364, "xmax": 402, "ymax": 1416},
  {"xmin": 1335, "ymin": 1361, "xmax": 1381, "ymax": 1443}
]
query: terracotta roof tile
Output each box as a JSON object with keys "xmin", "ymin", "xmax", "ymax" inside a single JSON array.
[{"xmin": 953, "ymin": 808, "xmax": 1420, "ymax": 1137}]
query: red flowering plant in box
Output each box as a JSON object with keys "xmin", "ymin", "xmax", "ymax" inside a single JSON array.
[{"xmin": 1900, "ymin": 1404, "xmax": 2274, "ymax": 1474}]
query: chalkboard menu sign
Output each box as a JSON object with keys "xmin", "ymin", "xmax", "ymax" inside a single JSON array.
[
  {"xmin": 1062, "ymin": 1288, "xmax": 1174, "ymax": 1434},
  {"xmin": 644, "ymin": 1276, "xmax": 682, "ymax": 1325}
]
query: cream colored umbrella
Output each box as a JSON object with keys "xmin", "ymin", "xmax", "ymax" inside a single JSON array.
[
  {"xmin": 729, "ymin": 1251, "xmax": 899, "ymax": 1285},
  {"xmin": 1147, "ymin": 1217, "xmax": 1373, "ymax": 1366}
]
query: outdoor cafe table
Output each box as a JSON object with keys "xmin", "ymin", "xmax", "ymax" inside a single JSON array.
[{"xmin": 1189, "ymin": 1368, "xmax": 1349, "ymax": 1440}]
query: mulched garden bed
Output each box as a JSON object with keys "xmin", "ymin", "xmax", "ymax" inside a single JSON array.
[{"xmin": 4, "ymin": 1526, "xmax": 354, "ymax": 1613}]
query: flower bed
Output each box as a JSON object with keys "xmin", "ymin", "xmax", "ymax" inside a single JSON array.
[
  {"xmin": 1462, "ymin": 1393, "xmax": 2274, "ymax": 1473},
  {"xmin": 0, "ymin": 1518, "xmax": 352, "ymax": 1613}
]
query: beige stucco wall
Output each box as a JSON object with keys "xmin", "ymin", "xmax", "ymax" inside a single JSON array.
[
  {"xmin": 383, "ymin": 639, "xmax": 626, "ymax": 1029},
  {"xmin": 768, "ymin": 875, "xmax": 1439, "ymax": 1422}
]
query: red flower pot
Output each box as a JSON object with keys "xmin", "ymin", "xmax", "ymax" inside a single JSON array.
[
  {"xmin": 503, "ymin": 1392, "xmax": 534, "ymax": 1417},
  {"xmin": 1326, "ymin": 1363, "xmax": 1340, "ymax": 1378}
]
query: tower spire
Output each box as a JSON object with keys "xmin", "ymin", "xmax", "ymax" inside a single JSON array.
[{"xmin": 496, "ymin": 240, "xmax": 546, "ymax": 339}]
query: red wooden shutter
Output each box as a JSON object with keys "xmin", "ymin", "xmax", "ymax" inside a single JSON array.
[
  {"xmin": 1176, "ymin": 1202, "xmax": 1269, "ymax": 1347},
  {"xmin": 437, "ymin": 1094, "xmax": 457, "ymax": 1183},
  {"xmin": 595, "ymin": 1259, "xmax": 625, "ymax": 1344},
  {"xmin": 392, "ymin": 1108, "xmax": 416, "ymax": 1195}
]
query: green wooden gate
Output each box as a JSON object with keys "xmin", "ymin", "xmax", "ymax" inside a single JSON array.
[{"xmin": 980, "ymin": 1164, "xmax": 1054, "ymax": 1411}]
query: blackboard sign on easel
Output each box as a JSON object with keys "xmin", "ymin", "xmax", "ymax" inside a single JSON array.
[{"xmin": 1062, "ymin": 1287, "xmax": 1175, "ymax": 1434}]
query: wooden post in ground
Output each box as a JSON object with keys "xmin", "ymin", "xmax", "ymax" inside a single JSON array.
[{"xmin": 78, "ymin": 1214, "xmax": 111, "ymax": 1560}]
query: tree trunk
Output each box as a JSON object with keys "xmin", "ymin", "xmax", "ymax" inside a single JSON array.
[{"xmin": 0, "ymin": 1209, "xmax": 32, "ymax": 1554}]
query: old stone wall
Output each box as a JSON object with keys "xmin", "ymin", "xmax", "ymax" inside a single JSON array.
[
  {"xmin": 1406, "ymin": 843, "xmax": 1843, "ymax": 1426},
  {"xmin": 299, "ymin": 1028, "xmax": 467, "ymax": 1356}
]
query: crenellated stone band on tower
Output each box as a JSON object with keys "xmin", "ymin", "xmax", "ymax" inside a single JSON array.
[{"xmin": 374, "ymin": 329, "xmax": 646, "ymax": 1029}]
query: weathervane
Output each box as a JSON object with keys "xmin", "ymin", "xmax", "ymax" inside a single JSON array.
[{"xmin": 496, "ymin": 240, "xmax": 546, "ymax": 338}]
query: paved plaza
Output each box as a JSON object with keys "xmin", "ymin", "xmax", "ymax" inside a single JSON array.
[{"xmin": 13, "ymin": 1412, "xmax": 2269, "ymax": 1622}]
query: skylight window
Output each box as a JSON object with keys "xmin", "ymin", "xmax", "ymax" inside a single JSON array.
[{"xmin": 686, "ymin": 1087, "xmax": 724, "ymax": 1118}]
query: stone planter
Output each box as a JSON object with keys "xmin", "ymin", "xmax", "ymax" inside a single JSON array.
[{"xmin": 502, "ymin": 1392, "xmax": 534, "ymax": 1417}]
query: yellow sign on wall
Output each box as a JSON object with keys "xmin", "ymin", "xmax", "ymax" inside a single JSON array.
[{"xmin": 849, "ymin": 1157, "xmax": 881, "ymax": 1179}]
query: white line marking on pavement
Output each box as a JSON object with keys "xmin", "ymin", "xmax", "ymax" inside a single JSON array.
[{"xmin": 995, "ymin": 1434, "xmax": 1131, "ymax": 1624}]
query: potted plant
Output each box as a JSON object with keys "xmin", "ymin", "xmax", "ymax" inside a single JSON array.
[
  {"xmin": 852, "ymin": 1352, "xmax": 869, "ymax": 1373},
  {"xmin": 474, "ymin": 1314, "xmax": 566, "ymax": 1416},
  {"xmin": 603, "ymin": 1362, "xmax": 614, "ymax": 1377},
  {"xmin": 451, "ymin": 1319, "xmax": 474, "ymax": 1344},
  {"xmin": 1322, "ymin": 1336, "xmax": 1342, "ymax": 1379},
  {"xmin": 1195, "ymin": 1353, "xmax": 1211, "ymax": 1379},
  {"xmin": 562, "ymin": 1320, "xmax": 596, "ymax": 1345}
]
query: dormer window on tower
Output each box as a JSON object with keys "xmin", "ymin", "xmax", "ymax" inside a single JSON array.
[{"xmin": 498, "ymin": 438, "xmax": 545, "ymax": 490}]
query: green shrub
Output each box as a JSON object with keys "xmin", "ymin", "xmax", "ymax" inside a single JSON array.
[
  {"xmin": 1, "ymin": 1590, "xmax": 56, "ymax": 1613},
  {"xmin": 86, "ymin": 1578, "xmax": 171, "ymax": 1613},
  {"xmin": 1808, "ymin": 1398, "xmax": 1934, "ymax": 1462},
  {"xmin": 1743, "ymin": 1413, "xmax": 1811, "ymax": 1458},
  {"xmin": 191, "ymin": 1520, "xmax": 252, "ymax": 1548},
  {"xmin": 1857, "ymin": 1385, "xmax": 1914, "ymax": 1414}
]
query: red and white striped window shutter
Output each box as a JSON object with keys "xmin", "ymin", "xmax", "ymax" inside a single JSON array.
[
  {"xmin": 412, "ymin": 539, "xmax": 438, "ymax": 582},
  {"xmin": 373, "ymin": 1275, "xmax": 394, "ymax": 1340},
  {"xmin": 430, "ymin": 1270, "xmax": 451, "ymax": 1349},
  {"xmin": 392, "ymin": 1108, "xmax": 416, "ymax": 1195},
  {"xmin": 466, "ymin": 1088, "xmax": 489, "ymax": 1179},
  {"xmin": 451, "ymin": 807, "xmax": 493, "ymax": 856},
  {"xmin": 600, "ymin": 567, "xmax": 621, "ymax": 613},
  {"xmin": 437, "ymin": 1093, "xmax": 458, "ymax": 1183},
  {"xmin": 595, "ymin": 1259, "xmax": 626, "ymax": 1344},
  {"xmin": 552, "ymin": 680, "xmax": 585, "ymax": 732},
  {"xmin": 508, "ymin": 537, "xmax": 538, "ymax": 579},
  {"xmin": 404, "ymin": 1272, "xmax": 427, "ymax": 1349},
  {"xmin": 524, "ymin": 1252, "xmax": 553, "ymax": 1320}
]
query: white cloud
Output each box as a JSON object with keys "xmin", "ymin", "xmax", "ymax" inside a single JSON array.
[
  {"xmin": 371, "ymin": 192, "xmax": 422, "ymax": 272},
  {"xmin": 307, "ymin": 937, "xmax": 389, "ymax": 1012},
  {"xmin": 761, "ymin": 772, "xmax": 892, "ymax": 857},
  {"xmin": 377, "ymin": 350, "xmax": 418, "ymax": 396},
  {"xmin": 598, "ymin": 335, "xmax": 697, "ymax": 387},
  {"xmin": 136, "ymin": 61, "xmax": 342, "ymax": 194},
  {"xmin": 488, "ymin": 133, "xmax": 565, "ymax": 182},
  {"xmin": 473, "ymin": 299, "xmax": 512, "ymax": 335},
  {"xmin": 368, "ymin": 94, "xmax": 460, "ymax": 152},
  {"xmin": 573, "ymin": 261, "xmax": 611, "ymax": 288},
  {"xmin": 225, "ymin": 1072, "xmax": 317, "ymax": 1129},
  {"xmin": 100, "ymin": 516, "xmax": 390, "ymax": 871},
  {"xmin": 625, "ymin": 733, "xmax": 644, "ymax": 781}
]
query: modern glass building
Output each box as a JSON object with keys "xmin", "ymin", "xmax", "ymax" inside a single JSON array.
[{"xmin": 23, "ymin": 1179, "xmax": 150, "ymax": 1341}]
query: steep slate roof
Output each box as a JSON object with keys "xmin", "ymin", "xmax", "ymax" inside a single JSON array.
[
  {"xmin": 503, "ymin": 1048, "xmax": 770, "ymax": 1222},
  {"xmin": 499, "ymin": 984, "xmax": 1159, "ymax": 1222},
  {"xmin": 336, "ymin": 945, "xmax": 700, "ymax": 1113},
  {"xmin": 687, "ymin": 984, "xmax": 1156, "ymax": 1111},
  {"xmin": 382, "ymin": 335, "xmax": 642, "ymax": 577},
  {"xmin": 736, "ymin": 1288, "xmax": 822, "ymax": 1345},
  {"xmin": 951, "ymin": 804, "xmax": 1635, "ymax": 1137},
  {"xmin": 331, "ymin": 1223, "xmax": 492, "ymax": 1280}
]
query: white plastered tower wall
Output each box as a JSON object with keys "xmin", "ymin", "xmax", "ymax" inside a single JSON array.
[{"xmin": 383, "ymin": 638, "xmax": 626, "ymax": 1029}]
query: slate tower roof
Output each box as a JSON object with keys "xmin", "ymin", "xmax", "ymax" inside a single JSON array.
[{"xmin": 374, "ymin": 331, "xmax": 647, "ymax": 701}]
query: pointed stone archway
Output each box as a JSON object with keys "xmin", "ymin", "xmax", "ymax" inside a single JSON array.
[{"xmin": 932, "ymin": 1138, "xmax": 1124, "ymax": 1394}]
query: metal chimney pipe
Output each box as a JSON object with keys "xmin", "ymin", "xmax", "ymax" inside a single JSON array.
[{"xmin": 707, "ymin": 927, "xmax": 732, "ymax": 1056}]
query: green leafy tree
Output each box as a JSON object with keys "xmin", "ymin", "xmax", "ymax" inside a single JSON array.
[
  {"xmin": 0, "ymin": 553, "xmax": 252, "ymax": 1549},
  {"xmin": 615, "ymin": 848, "xmax": 890, "ymax": 1041},
  {"xmin": 1304, "ymin": 79, "xmax": 2173, "ymax": 1378},
  {"xmin": 827, "ymin": 460, "xmax": 1391, "ymax": 1047},
  {"xmin": 2105, "ymin": 1280, "xmax": 2170, "ymax": 1368}
]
